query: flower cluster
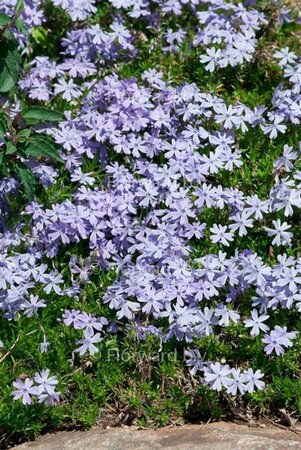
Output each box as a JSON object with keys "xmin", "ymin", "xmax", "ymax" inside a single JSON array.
[
  {"xmin": 52, "ymin": 0, "xmax": 98, "ymax": 21},
  {"xmin": 203, "ymin": 363, "xmax": 265, "ymax": 395},
  {"xmin": 12, "ymin": 369, "xmax": 60, "ymax": 405},
  {"xmin": 185, "ymin": 350, "xmax": 265, "ymax": 394},
  {"xmin": 62, "ymin": 309, "xmax": 111, "ymax": 355},
  {"xmin": 262, "ymin": 326, "xmax": 298, "ymax": 356},
  {"xmin": 3, "ymin": 0, "xmax": 301, "ymax": 407},
  {"xmin": 19, "ymin": 20, "xmax": 135, "ymax": 102},
  {"xmin": 15, "ymin": 73, "xmax": 299, "ymax": 366},
  {"xmin": 0, "ymin": 0, "xmax": 44, "ymax": 47},
  {"xmin": 10, "ymin": 0, "xmax": 290, "ymax": 101},
  {"xmin": 0, "ymin": 241, "xmax": 63, "ymax": 319},
  {"xmin": 196, "ymin": 1, "xmax": 268, "ymax": 71}
]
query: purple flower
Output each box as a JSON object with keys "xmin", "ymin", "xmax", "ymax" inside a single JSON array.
[
  {"xmin": 34, "ymin": 369, "xmax": 59, "ymax": 396},
  {"xmin": 261, "ymin": 116, "xmax": 287, "ymax": 139},
  {"xmin": 62, "ymin": 309, "xmax": 82, "ymax": 327},
  {"xmin": 274, "ymin": 145, "xmax": 298, "ymax": 172},
  {"xmin": 242, "ymin": 368, "xmax": 265, "ymax": 393},
  {"xmin": 210, "ymin": 224, "xmax": 234, "ymax": 247},
  {"xmin": 21, "ymin": 295, "xmax": 46, "ymax": 317},
  {"xmin": 54, "ymin": 79, "xmax": 82, "ymax": 102},
  {"xmin": 200, "ymin": 48, "xmax": 221, "ymax": 72},
  {"xmin": 274, "ymin": 47, "xmax": 296, "ymax": 66},
  {"xmin": 203, "ymin": 363, "xmax": 232, "ymax": 392},
  {"xmin": 12, "ymin": 378, "xmax": 38, "ymax": 405},
  {"xmin": 262, "ymin": 327, "xmax": 298, "ymax": 356},
  {"xmin": 226, "ymin": 369, "xmax": 246, "ymax": 396},
  {"xmin": 75, "ymin": 328, "xmax": 102, "ymax": 356},
  {"xmin": 44, "ymin": 272, "xmax": 64, "ymax": 294},
  {"xmin": 184, "ymin": 349, "xmax": 205, "ymax": 376},
  {"xmin": 244, "ymin": 309, "xmax": 269, "ymax": 336},
  {"xmin": 265, "ymin": 220, "xmax": 293, "ymax": 246}
]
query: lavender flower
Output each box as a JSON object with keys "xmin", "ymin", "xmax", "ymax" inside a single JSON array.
[
  {"xmin": 262, "ymin": 327, "xmax": 298, "ymax": 356},
  {"xmin": 265, "ymin": 220, "xmax": 293, "ymax": 246},
  {"xmin": 75, "ymin": 328, "xmax": 102, "ymax": 356},
  {"xmin": 203, "ymin": 363, "xmax": 232, "ymax": 392},
  {"xmin": 244, "ymin": 309, "xmax": 270, "ymax": 336},
  {"xmin": 12, "ymin": 378, "xmax": 38, "ymax": 405},
  {"xmin": 34, "ymin": 369, "xmax": 59, "ymax": 396},
  {"xmin": 210, "ymin": 224, "xmax": 234, "ymax": 247}
]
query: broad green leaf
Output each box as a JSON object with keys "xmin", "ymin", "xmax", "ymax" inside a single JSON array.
[
  {"xmin": 17, "ymin": 128, "xmax": 31, "ymax": 140},
  {"xmin": 0, "ymin": 65, "xmax": 15, "ymax": 92},
  {"xmin": 6, "ymin": 142, "xmax": 16, "ymax": 154},
  {"xmin": 22, "ymin": 107, "xmax": 63, "ymax": 122},
  {"xmin": 3, "ymin": 29, "xmax": 17, "ymax": 42},
  {"xmin": 25, "ymin": 135, "xmax": 63, "ymax": 162},
  {"xmin": 0, "ymin": 38, "xmax": 20, "ymax": 92},
  {"xmin": 5, "ymin": 49, "xmax": 21, "ymax": 82},
  {"xmin": 15, "ymin": 18, "xmax": 27, "ymax": 34},
  {"xmin": 0, "ymin": 13, "xmax": 10, "ymax": 28},
  {"xmin": 16, "ymin": 162, "xmax": 36, "ymax": 198}
]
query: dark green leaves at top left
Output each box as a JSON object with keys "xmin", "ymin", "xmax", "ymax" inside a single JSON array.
[{"xmin": 0, "ymin": 30, "xmax": 21, "ymax": 93}]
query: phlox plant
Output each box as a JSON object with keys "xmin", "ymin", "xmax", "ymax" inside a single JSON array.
[{"xmin": 2, "ymin": 0, "xmax": 301, "ymax": 445}]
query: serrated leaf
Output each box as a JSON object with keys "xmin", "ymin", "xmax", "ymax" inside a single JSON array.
[
  {"xmin": 22, "ymin": 107, "xmax": 63, "ymax": 122},
  {"xmin": 16, "ymin": 163, "xmax": 36, "ymax": 198}
]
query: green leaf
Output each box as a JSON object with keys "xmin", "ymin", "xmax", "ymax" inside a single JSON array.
[
  {"xmin": 16, "ymin": 0, "xmax": 24, "ymax": 11},
  {"xmin": 0, "ymin": 38, "xmax": 20, "ymax": 92},
  {"xmin": 0, "ymin": 13, "xmax": 10, "ymax": 28},
  {"xmin": 17, "ymin": 128, "xmax": 31, "ymax": 140},
  {"xmin": 16, "ymin": 162, "xmax": 36, "ymax": 198},
  {"xmin": 31, "ymin": 27, "xmax": 48, "ymax": 45},
  {"xmin": 15, "ymin": 18, "xmax": 27, "ymax": 34},
  {"xmin": 0, "ymin": 116, "xmax": 6, "ymax": 138},
  {"xmin": 5, "ymin": 49, "xmax": 21, "ymax": 82},
  {"xmin": 22, "ymin": 107, "xmax": 63, "ymax": 122},
  {"xmin": 0, "ymin": 65, "xmax": 15, "ymax": 92},
  {"xmin": 5, "ymin": 142, "xmax": 16, "ymax": 154},
  {"xmin": 25, "ymin": 135, "xmax": 63, "ymax": 162}
]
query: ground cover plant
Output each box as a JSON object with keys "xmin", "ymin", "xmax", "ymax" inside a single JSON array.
[{"xmin": 2, "ymin": 0, "xmax": 301, "ymax": 446}]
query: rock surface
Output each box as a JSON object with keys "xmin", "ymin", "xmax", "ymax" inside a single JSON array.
[{"xmin": 14, "ymin": 422, "xmax": 301, "ymax": 450}]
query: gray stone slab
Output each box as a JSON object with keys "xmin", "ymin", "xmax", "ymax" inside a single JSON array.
[{"xmin": 14, "ymin": 422, "xmax": 301, "ymax": 450}]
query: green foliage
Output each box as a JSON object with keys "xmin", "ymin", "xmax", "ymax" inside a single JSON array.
[
  {"xmin": 3, "ymin": 1, "xmax": 301, "ymax": 447},
  {"xmin": 0, "ymin": 30, "xmax": 21, "ymax": 92},
  {"xmin": 22, "ymin": 106, "xmax": 63, "ymax": 122},
  {"xmin": 0, "ymin": 9, "xmax": 63, "ymax": 202},
  {"xmin": 25, "ymin": 135, "xmax": 63, "ymax": 162},
  {"xmin": 15, "ymin": 162, "xmax": 36, "ymax": 198},
  {"xmin": 0, "ymin": 108, "xmax": 63, "ymax": 198}
]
